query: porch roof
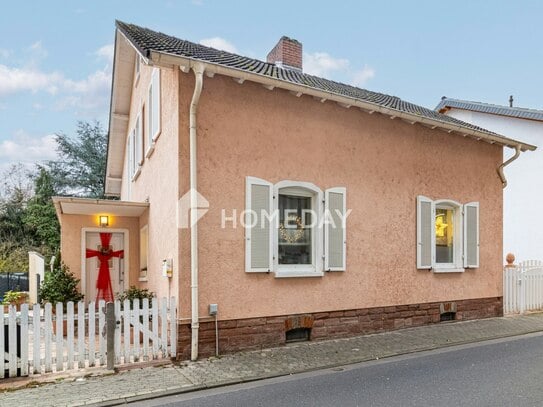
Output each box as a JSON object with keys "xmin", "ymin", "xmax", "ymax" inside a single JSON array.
[{"xmin": 53, "ymin": 197, "xmax": 149, "ymax": 217}]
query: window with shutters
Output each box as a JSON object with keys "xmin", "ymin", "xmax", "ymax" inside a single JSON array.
[
  {"xmin": 246, "ymin": 177, "xmax": 346, "ymax": 277},
  {"xmin": 417, "ymin": 196, "xmax": 479, "ymax": 272}
]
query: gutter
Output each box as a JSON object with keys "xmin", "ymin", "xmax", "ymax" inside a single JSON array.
[
  {"xmin": 189, "ymin": 62, "xmax": 205, "ymax": 361},
  {"xmin": 498, "ymin": 145, "xmax": 522, "ymax": 188},
  {"xmin": 149, "ymin": 50, "xmax": 536, "ymax": 153}
]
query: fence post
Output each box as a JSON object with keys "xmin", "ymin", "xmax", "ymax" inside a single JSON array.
[{"xmin": 106, "ymin": 302, "xmax": 116, "ymax": 370}]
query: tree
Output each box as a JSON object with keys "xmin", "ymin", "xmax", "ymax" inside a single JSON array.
[
  {"xmin": 47, "ymin": 121, "xmax": 107, "ymax": 198},
  {"xmin": 0, "ymin": 165, "xmax": 36, "ymax": 272},
  {"xmin": 23, "ymin": 167, "xmax": 59, "ymax": 251}
]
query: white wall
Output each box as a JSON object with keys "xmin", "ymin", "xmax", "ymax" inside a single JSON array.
[{"xmin": 445, "ymin": 109, "xmax": 543, "ymax": 262}]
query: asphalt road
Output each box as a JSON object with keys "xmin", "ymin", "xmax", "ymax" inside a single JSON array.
[{"xmin": 134, "ymin": 333, "xmax": 543, "ymax": 407}]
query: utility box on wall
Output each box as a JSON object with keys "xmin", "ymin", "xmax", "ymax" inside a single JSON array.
[{"xmin": 162, "ymin": 259, "xmax": 173, "ymax": 278}]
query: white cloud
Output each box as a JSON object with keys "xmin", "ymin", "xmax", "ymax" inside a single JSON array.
[
  {"xmin": 200, "ymin": 37, "xmax": 237, "ymax": 53},
  {"xmin": 95, "ymin": 44, "xmax": 114, "ymax": 62},
  {"xmin": 303, "ymin": 52, "xmax": 349, "ymax": 77},
  {"xmin": 303, "ymin": 51, "xmax": 375, "ymax": 87},
  {"xmin": 0, "ymin": 65, "xmax": 63, "ymax": 96},
  {"xmin": 0, "ymin": 130, "xmax": 57, "ymax": 167},
  {"xmin": 351, "ymin": 65, "xmax": 376, "ymax": 87},
  {"xmin": 0, "ymin": 44, "xmax": 112, "ymax": 116}
]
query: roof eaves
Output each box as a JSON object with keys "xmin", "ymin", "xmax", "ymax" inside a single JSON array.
[{"xmin": 148, "ymin": 49, "xmax": 536, "ymax": 152}]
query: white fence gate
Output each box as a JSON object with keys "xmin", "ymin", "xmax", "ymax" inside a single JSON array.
[
  {"xmin": 1, "ymin": 297, "xmax": 176, "ymax": 379},
  {"xmin": 504, "ymin": 261, "xmax": 543, "ymax": 314}
]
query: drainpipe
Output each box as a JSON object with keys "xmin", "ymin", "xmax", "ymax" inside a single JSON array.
[
  {"xmin": 190, "ymin": 62, "xmax": 205, "ymax": 361},
  {"xmin": 498, "ymin": 144, "xmax": 521, "ymax": 188}
]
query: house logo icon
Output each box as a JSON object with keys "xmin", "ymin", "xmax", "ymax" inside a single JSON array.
[{"xmin": 177, "ymin": 189, "xmax": 210, "ymax": 229}]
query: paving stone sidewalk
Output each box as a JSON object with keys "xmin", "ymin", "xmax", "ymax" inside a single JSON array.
[{"xmin": 3, "ymin": 313, "xmax": 543, "ymax": 406}]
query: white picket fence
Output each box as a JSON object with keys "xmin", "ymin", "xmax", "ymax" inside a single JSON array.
[
  {"xmin": 1, "ymin": 297, "xmax": 176, "ymax": 379},
  {"xmin": 504, "ymin": 260, "xmax": 543, "ymax": 314}
]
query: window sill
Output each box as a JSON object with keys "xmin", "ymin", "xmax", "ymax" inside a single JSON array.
[
  {"xmin": 432, "ymin": 268, "xmax": 465, "ymax": 273},
  {"xmin": 131, "ymin": 167, "xmax": 141, "ymax": 182},
  {"xmin": 274, "ymin": 270, "xmax": 324, "ymax": 278},
  {"xmin": 145, "ymin": 143, "xmax": 155, "ymax": 158},
  {"xmin": 138, "ymin": 277, "xmax": 148, "ymax": 282}
]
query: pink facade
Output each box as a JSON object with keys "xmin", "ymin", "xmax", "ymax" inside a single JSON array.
[{"xmin": 55, "ymin": 24, "xmax": 534, "ymax": 358}]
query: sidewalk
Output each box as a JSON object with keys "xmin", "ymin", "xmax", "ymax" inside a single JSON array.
[{"xmin": 2, "ymin": 313, "xmax": 543, "ymax": 406}]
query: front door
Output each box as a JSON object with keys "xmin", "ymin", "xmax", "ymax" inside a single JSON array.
[{"xmin": 85, "ymin": 232, "xmax": 125, "ymax": 302}]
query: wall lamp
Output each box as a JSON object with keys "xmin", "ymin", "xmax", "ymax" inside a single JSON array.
[{"xmin": 99, "ymin": 215, "xmax": 110, "ymax": 227}]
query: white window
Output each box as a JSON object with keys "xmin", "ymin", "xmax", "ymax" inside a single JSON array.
[
  {"xmin": 245, "ymin": 177, "xmax": 347, "ymax": 277},
  {"xmin": 135, "ymin": 112, "xmax": 143, "ymax": 166},
  {"xmin": 134, "ymin": 55, "xmax": 141, "ymax": 85},
  {"xmin": 129, "ymin": 129, "xmax": 140, "ymax": 181},
  {"xmin": 417, "ymin": 196, "xmax": 479, "ymax": 272},
  {"xmin": 147, "ymin": 68, "xmax": 161, "ymax": 148}
]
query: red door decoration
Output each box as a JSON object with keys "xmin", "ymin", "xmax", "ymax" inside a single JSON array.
[{"xmin": 85, "ymin": 233, "xmax": 124, "ymax": 302}]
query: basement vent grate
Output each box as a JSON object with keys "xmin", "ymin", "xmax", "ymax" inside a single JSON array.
[
  {"xmin": 440, "ymin": 312, "xmax": 456, "ymax": 322},
  {"xmin": 286, "ymin": 327, "xmax": 311, "ymax": 343}
]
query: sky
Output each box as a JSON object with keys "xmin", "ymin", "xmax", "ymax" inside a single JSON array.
[{"xmin": 1, "ymin": 1, "xmax": 542, "ymax": 172}]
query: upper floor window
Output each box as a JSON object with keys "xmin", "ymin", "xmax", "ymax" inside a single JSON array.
[
  {"xmin": 134, "ymin": 55, "xmax": 141, "ymax": 85},
  {"xmin": 147, "ymin": 68, "xmax": 161, "ymax": 150},
  {"xmin": 417, "ymin": 196, "xmax": 479, "ymax": 272}
]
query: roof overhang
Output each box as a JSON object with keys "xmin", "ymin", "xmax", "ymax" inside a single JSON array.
[
  {"xmin": 104, "ymin": 29, "xmax": 144, "ymax": 197},
  {"xmin": 53, "ymin": 197, "xmax": 149, "ymax": 218},
  {"xmin": 149, "ymin": 49, "xmax": 536, "ymax": 152},
  {"xmin": 104, "ymin": 31, "xmax": 536, "ymax": 194}
]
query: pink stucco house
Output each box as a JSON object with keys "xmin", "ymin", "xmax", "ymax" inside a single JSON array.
[{"xmin": 53, "ymin": 21, "xmax": 535, "ymax": 360}]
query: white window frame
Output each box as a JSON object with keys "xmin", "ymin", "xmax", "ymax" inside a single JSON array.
[
  {"xmin": 149, "ymin": 68, "xmax": 161, "ymax": 142},
  {"xmin": 134, "ymin": 55, "xmax": 141, "ymax": 86},
  {"xmin": 433, "ymin": 199, "xmax": 463, "ymax": 273},
  {"xmin": 130, "ymin": 129, "xmax": 140, "ymax": 181},
  {"xmin": 274, "ymin": 180, "xmax": 324, "ymax": 278},
  {"xmin": 135, "ymin": 111, "xmax": 143, "ymax": 166}
]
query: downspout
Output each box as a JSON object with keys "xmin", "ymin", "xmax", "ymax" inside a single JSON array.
[
  {"xmin": 498, "ymin": 144, "xmax": 521, "ymax": 188},
  {"xmin": 190, "ymin": 62, "xmax": 205, "ymax": 361}
]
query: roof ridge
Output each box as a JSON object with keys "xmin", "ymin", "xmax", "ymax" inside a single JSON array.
[
  {"xmin": 441, "ymin": 97, "xmax": 543, "ymax": 114},
  {"xmin": 113, "ymin": 21, "xmax": 536, "ymax": 151}
]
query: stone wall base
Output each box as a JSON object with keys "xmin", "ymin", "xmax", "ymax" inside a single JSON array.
[{"xmin": 177, "ymin": 296, "xmax": 503, "ymax": 360}]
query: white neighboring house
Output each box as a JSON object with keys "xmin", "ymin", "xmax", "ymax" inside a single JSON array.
[{"xmin": 436, "ymin": 98, "xmax": 543, "ymax": 262}]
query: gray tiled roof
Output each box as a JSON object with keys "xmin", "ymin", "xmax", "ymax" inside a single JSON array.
[
  {"xmin": 115, "ymin": 21, "xmax": 511, "ymax": 140},
  {"xmin": 436, "ymin": 98, "xmax": 543, "ymax": 122}
]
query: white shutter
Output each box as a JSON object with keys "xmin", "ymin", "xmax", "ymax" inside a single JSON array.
[
  {"xmin": 147, "ymin": 83, "xmax": 153, "ymax": 147},
  {"xmin": 151, "ymin": 68, "xmax": 161, "ymax": 141},
  {"xmin": 324, "ymin": 187, "xmax": 346, "ymax": 271},
  {"xmin": 417, "ymin": 195, "xmax": 434, "ymax": 269},
  {"xmin": 135, "ymin": 114, "xmax": 143, "ymax": 165},
  {"xmin": 127, "ymin": 135, "xmax": 133, "ymax": 179},
  {"xmin": 463, "ymin": 202, "xmax": 479, "ymax": 268},
  {"xmin": 245, "ymin": 177, "xmax": 273, "ymax": 272}
]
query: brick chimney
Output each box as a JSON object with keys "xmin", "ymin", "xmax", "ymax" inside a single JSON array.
[{"xmin": 266, "ymin": 36, "xmax": 302, "ymax": 72}]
